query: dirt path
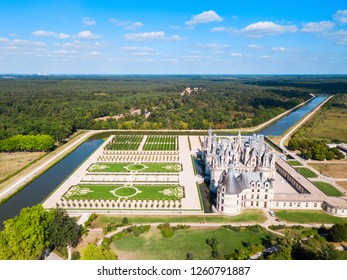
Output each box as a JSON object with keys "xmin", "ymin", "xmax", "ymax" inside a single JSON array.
[{"xmin": 0, "ymin": 131, "xmax": 98, "ymax": 201}]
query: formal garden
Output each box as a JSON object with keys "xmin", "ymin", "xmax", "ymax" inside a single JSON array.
[
  {"xmin": 58, "ymin": 184, "xmax": 186, "ymax": 210},
  {"xmin": 104, "ymin": 135, "xmax": 143, "ymax": 150},
  {"xmin": 143, "ymin": 135, "xmax": 178, "ymax": 151},
  {"xmin": 88, "ymin": 162, "xmax": 182, "ymax": 173}
]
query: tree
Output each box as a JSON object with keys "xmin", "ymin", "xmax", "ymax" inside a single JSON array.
[
  {"xmin": 329, "ymin": 223, "xmax": 347, "ymax": 242},
  {"xmin": 0, "ymin": 204, "xmax": 53, "ymax": 260},
  {"xmin": 47, "ymin": 208, "xmax": 81, "ymax": 248},
  {"xmin": 80, "ymin": 243, "xmax": 117, "ymax": 260},
  {"xmin": 186, "ymin": 253, "xmax": 194, "ymax": 260}
]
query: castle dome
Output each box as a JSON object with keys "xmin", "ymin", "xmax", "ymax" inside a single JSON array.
[{"xmin": 221, "ymin": 169, "xmax": 242, "ymax": 195}]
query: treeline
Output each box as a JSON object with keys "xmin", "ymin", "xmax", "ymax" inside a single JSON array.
[
  {"xmin": 0, "ymin": 134, "xmax": 54, "ymax": 152},
  {"xmin": 0, "ymin": 205, "xmax": 81, "ymax": 260},
  {"xmin": 1, "ymin": 76, "xmax": 327, "ymax": 142},
  {"xmin": 288, "ymin": 138, "xmax": 344, "ymax": 160}
]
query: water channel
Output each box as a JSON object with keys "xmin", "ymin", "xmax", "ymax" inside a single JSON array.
[{"xmin": 0, "ymin": 96, "xmax": 327, "ymax": 228}]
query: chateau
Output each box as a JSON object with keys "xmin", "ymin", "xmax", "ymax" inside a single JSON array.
[
  {"xmin": 202, "ymin": 129, "xmax": 276, "ymax": 215},
  {"xmin": 202, "ymin": 129, "xmax": 347, "ymax": 217}
]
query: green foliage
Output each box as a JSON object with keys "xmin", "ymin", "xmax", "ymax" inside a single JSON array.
[
  {"xmin": 71, "ymin": 251, "xmax": 81, "ymax": 260},
  {"xmin": 80, "ymin": 243, "xmax": 117, "ymax": 260},
  {"xmin": 122, "ymin": 217, "xmax": 129, "ymax": 225},
  {"xmin": 288, "ymin": 137, "xmax": 344, "ymax": 161},
  {"xmin": 84, "ymin": 213, "xmax": 97, "ymax": 227},
  {"xmin": 0, "ymin": 204, "xmax": 53, "ymax": 260},
  {"xmin": 0, "ymin": 76, "xmax": 312, "ymax": 142},
  {"xmin": 329, "ymin": 223, "xmax": 347, "ymax": 242},
  {"xmin": 0, "ymin": 134, "xmax": 54, "ymax": 151},
  {"xmin": 47, "ymin": 208, "xmax": 81, "ymax": 248},
  {"xmin": 157, "ymin": 223, "xmax": 175, "ymax": 238}
]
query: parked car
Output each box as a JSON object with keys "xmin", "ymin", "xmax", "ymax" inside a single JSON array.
[{"xmin": 269, "ymin": 210, "xmax": 275, "ymax": 217}]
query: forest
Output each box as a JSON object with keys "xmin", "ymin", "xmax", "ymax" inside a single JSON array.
[{"xmin": 1, "ymin": 75, "xmax": 346, "ymax": 151}]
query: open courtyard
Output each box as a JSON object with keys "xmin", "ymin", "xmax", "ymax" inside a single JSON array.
[{"xmin": 43, "ymin": 134, "xmax": 204, "ymax": 213}]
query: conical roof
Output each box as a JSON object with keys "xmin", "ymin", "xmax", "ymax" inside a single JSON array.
[{"xmin": 222, "ymin": 168, "xmax": 242, "ymax": 195}]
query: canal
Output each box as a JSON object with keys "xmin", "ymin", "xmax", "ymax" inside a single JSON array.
[{"xmin": 0, "ymin": 96, "xmax": 327, "ymax": 227}]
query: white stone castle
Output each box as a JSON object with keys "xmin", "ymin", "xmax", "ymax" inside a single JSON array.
[{"xmin": 202, "ymin": 129, "xmax": 276, "ymax": 215}]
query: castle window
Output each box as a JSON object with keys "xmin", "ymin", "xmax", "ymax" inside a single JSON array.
[
  {"xmin": 222, "ymin": 193, "xmax": 224, "ymax": 198},
  {"xmin": 284, "ymin": 202, "xmax": 286, "ymax": 207},
  {"xmin": 297, "ymin": 203, "xmax": 301, "ymax": 207},
  {"xmin": 256, "ymin": 202, "xmax": 259, "ymax": 207},
  {"xmin": 251, "ymin": 202, "xmax": 253, "ymax": 206},
  {"xmin": 265, "ymin": 189, "xmax": 268, "ymax": 192},
  {"xmin": 314, "ymin": 203, "xmax": 317, "ymax": 207},
  {"xmin": 252, "ymin": 194, "xmax": 254, "ymax": 199},
  {"xmin": 252, "ymin": 189, "xmax": 254, "ymax": 193},
  {"xmin": 289, "ymin": 202, "xmax": 293, "ymax": 207},
  {"xmin": 265, "ymin": 195, "xmax": 268, "ymax": 199},
  {"xmin": 257, "ymin": 189, "xmax": 260, "ymax": 193},
  {"xmin": 306, "ymin": 203, "xmax": 309, "ymax": 207},
  {"xmin": 222, "ymin": 199, "xmax": 224, "ymax": 205},
  {"xmin": 276, "ymin": 202, "xmax": 279, "ymax": 206},
  {"xmin": 221, "ymin": 206, "xmax": 224, "ymax": 211},
  {"xmin": 257, "ymin": 194, "xmax": 260, "ymax": 199}
]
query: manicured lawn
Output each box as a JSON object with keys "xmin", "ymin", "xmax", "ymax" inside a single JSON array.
[
  {"xmin": 274, "ymin": 210, "xmax": 347, "ymax": 224},
  {"xmin": 113, "ymin": 226, "xmax": 273, "ymax": 260},
  {"xmin": 105, "ymin": 135, "xmax": 143, "ymax": 150},
  {"xmin": 88, "ymin": 162, "xmax": 182, "ymax": 173},
  {"xmin": 287, "ymin": 160, "xmax": 303, "ymax": 166},
  {"xmin": 312, "ymin": 181, "xmax": 343, "ymax": 196},
  {"xmin": 64, "ymin": 184, "xmax": 183, "ymax": 200},
  {"xmin": 309, "ymin": 163, "xmax": 347, "ymax": 178},
  {"xmin": 92, "ymin": 210, "xmax": 267, "ymax": 228},
  {"xmin": 294, "ymin": 167, "xmax": 318, "ymax": 178},
  {"xmin": 143, "ymin": 135, "xmax": 178, "ymax": 151}
]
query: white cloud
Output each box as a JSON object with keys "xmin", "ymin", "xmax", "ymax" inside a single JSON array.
[
  {"xmin": 32, "ymin": 30, "xmax": 71, "ymax": 39},
  {"xmin": 82, "ymin": 17, "xmax": 96, "ymax": 26},
  {"xmin": 57, "ymin": 33, "xmax": 70, "ymax": 39},
  {"xmin": 197, "ymin": 43, "xmax": 230, "ymax": 49},
  {"xmin": 88, "ymin": 51, "xmax": 101, "ymax": 56},
  {"xmin": 76, "ymin": 30, "xmax": 102, "ymax": 39},
  {"xmin": 241, "ymin": 21, "xmax": 298, "ymax": 37},
  {"xmin": 333, "ymin": 10, "xmax": 347, "ymax": 24},
  {"xmin": 52, "ymin": 50, "xmax": 78, "ymax": 55},
  {"xmin": 325, "ymin": 30, "xmax": 347, "ymax": 44},
  {"xmin": 230, "ymin": 52, "xmax": 243, "ymax": 57},
  {"xmin": 272, "ymin": 47, "xmax": 286, "ymax": 51},
  {"xmin": 56, "ymin": 40, "xmax": 105, "ymax": 49},
  {"xmin": 110, "ymin": 18, "xmax": 144, "ymax": 30},
  {"xmin": 259, "ymin": 55, "xmax": 272, "ymax": 59},
  {"xmin": 211, "ymin": 27, "xmax": 226, "ymax": 32},
  {"xmin": 12, "ymin": 39, "xmax": 47, "ymax": 46},
  {"xmin": 121, "ymin": 46, "xmax": 154, "ymax": 51},
  {"xmin": 248, "ymin": 44, "xmax": 262, "ymax": 49},
  {"xmin": 0, "ymin": 37, "xmax": 10, "ymax": 43},
  {"xmin": 302, "ymin": 21, "xmax": 335, "ymax": 32},
  {"xmin": 124, "ymin": 31, "xmax": 182, "ymax": 41},
  {"xmin": 185, "ymin": 10, "xmax": 223, "ymax": 26}
]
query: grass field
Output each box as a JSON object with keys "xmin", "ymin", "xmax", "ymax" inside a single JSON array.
[
  {"xmin": 309, "ymin": 163, "xmax": 347, "ymax": 178},
  {"xmin": 297, "ymin": 96, "xmax": 347, "ymax": 143},
  {"xmin": 0, "ymin": 152, "xmax": 44, "ymax": 183},
  {"xmin": 337, "ymin": 181, "xmax": 347, "ymax": 191},
  {"xmin": 92, "ymin": 210, "xmax": 267, "ymax": 228},
  {"xmin": 274, "ymin": 210, "xmax": 347, "ymax": 224},
  {"xmin": 294, "ymin": 167, "xmax": 318, "ymax": 178},
  {"xmin": 143, "ymin": 135, "xmax": 177, "ymax": 151},
  {"xmin": 105, "ymin": 135, "xmax": 143, "ymax": 150},
  {"xmin": 312, "ymin": 181, "xmax": 344, "ymax": 196},
  {"xmin": 64, "ymin": 184, "xmax": 184, "ymax": 200},
  {"xmin": 113, "ymin": 226, "xmax": 273, "ymax": 260},
  {"xmin": 88, "ymin": 162, "xmax": 182, "ymax": 173},
  {"xmin": 287, "ymin": 160, "xmax": 303, "ymax": 166}
]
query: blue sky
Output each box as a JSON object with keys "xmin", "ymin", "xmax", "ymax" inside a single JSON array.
[{"xmin": 0, "ymin": 0, "xmax": 346, "ymax": 74}]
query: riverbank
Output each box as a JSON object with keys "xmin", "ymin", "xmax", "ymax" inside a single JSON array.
[{"xmin": 0, "ymin": 131, "xmax": 95, "ymax": 203}]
